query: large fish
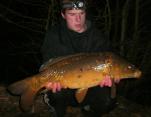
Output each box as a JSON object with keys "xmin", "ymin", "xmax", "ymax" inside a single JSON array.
[{"xmin": 7, "ymin": 52, "xmax": 141, "ymax": 111}]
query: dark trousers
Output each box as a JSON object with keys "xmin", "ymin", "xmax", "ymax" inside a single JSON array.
[{"xmin": 45, "ymin": 86, "xmax": 116, "ymax": 117}]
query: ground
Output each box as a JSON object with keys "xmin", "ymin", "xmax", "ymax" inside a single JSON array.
[{"xmin": 0, "ymin": 85, "xmax": 151, "ymax": 117}]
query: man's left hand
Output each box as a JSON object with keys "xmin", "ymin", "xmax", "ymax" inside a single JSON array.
[{"xmin": 45, "ymin": 82, "xmax": 62, "ymax": 93}]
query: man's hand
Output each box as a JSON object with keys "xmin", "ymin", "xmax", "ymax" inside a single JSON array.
[
  {"xmin": 99, "ymin": 75, "xmax": 121, "ymax": 87},
  {"xmin": 99, "ymin": 75, "xmax": 112, "ymax": 87},
  {"xmin": 46, "ymin": 82, "xmax": 62, "ymax": 93}
]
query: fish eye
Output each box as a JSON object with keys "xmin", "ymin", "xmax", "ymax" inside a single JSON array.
[
  {"xmin": 128, "ymin": 66, "xmax": 132, "ymax": 69},
  {"xmin": 127, "ymin": 65, "xmax": 135, "ymax": 69}
]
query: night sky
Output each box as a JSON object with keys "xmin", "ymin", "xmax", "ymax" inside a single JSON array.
[{"xmin": 0, "ymin": 0, "xmax": 151, "ymax": 106}]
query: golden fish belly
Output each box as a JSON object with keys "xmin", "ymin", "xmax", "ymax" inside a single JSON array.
[{"xmin": 59, "ymin": 70, "xmax": 105, "ymax": 89}]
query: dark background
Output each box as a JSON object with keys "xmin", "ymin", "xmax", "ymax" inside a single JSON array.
[{"xmin": 0, "ymin": 0, "xmax": 151, "ymax": 106}]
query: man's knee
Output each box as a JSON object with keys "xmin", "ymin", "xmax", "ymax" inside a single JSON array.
[
  {"xmin": 82, "ymin": 87, "xmax": 117, "ymax": 116},
  {"xmin": 43, "ymin": 89, "xmax": 77, "ymax": 117}
]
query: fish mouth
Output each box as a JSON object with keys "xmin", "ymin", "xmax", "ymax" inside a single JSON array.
[{"xmin": 134, "ymin": 70, "xmax": 142, "ymax": 78}]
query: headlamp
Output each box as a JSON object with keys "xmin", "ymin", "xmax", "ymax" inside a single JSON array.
[{"xmin": 62, "ymin": 0, "xmax": 86, "ymax": 10}]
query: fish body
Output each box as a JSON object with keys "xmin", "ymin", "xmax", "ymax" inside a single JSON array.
[{"xmin": 7, "ymin": 52, "xmax": 141, "ymax": 111}]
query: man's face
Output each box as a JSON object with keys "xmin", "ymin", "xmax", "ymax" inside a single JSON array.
[{"xmin": 61, "ymin": 9, "xmax": 86, "ymax": 33}]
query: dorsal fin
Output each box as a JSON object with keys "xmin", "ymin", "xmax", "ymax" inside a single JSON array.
[{"xmin": 39, "ymin": 53, "xmax": 90, "ymax": 72}]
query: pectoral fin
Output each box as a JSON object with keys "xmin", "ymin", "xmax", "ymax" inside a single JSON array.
[
  {"xmin": 75, "ymin": 88, "xmax": 88, "ymax": 103},
  {"xmin": 111, "ymin": 79, "xmax": 116, "ymax": 99}
]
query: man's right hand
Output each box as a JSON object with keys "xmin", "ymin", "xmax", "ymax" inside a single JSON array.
[{"xmin": 46, "ymin": 82, "xmax": 62, "ymax": 93}]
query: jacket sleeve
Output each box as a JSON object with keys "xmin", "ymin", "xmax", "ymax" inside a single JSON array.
[
  {"xmin": 40, "ymin": 27, "xmax": 58, "ymax": 62},
  {"xmin": 40, "ymin": 25, "xmax": 73, "ymax": 63}
]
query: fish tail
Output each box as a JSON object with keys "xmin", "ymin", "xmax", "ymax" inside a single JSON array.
[{"xmin": 7, "ymin": 76, "xmax": 44, "ymax": 111}]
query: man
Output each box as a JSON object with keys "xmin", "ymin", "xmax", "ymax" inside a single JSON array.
[{"xmin": 40, "ymin": 0, "xmax": 117, "ymax": 116}]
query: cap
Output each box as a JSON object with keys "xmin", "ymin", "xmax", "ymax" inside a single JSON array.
[{"xmin": 61, "ymin": 0, "xmax": 86, "ymax": 10}]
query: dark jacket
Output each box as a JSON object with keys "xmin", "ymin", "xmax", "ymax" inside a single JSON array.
[
  {"xmin": 41, "ymin": 20, "xmax": 111, "ymax": 62},
  {"xmin": 40, "ymin": 20, "xmax": 115, "ymax": 117}
]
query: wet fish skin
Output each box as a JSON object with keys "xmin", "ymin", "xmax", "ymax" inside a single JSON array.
[{"xmin": 7, "ymin": 52, "xmax": 142, "ymax": 111}]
